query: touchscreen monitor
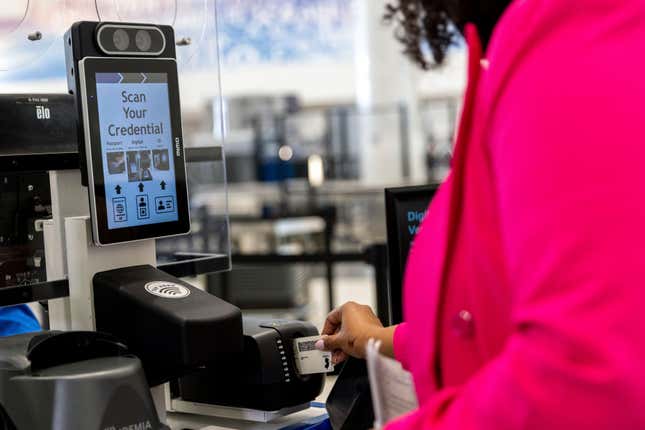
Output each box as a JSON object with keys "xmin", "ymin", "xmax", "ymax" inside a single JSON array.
[
  {"xmin": 96, "ymin": 72, "xmax": 178, "ymax": 229},
  {"xmin": 79, "ymin": 58, "xmax": 190, "ymax": 245}
]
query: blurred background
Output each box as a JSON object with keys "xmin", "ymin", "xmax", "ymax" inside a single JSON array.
[{"xmin": 0, "ymin": 0, "xmax": 466, "ymax": 330}]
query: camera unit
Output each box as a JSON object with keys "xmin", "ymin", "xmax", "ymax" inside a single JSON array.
[
  {"xmin": 65, "ymin": 22, "xmax": 177, "ymax": 106},
  {"xmin": 97, "ymin": 24, "xmax": 166, "ymax": 56}
]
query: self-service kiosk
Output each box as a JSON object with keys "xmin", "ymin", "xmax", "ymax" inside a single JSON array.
[{"xmin": 0, "ymin": 21, "xmax": 327, "ymax": 430}]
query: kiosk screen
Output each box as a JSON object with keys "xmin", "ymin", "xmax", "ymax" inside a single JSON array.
[{"xmin": 95, "ymin": 72, "xmax": 179, "ymax": 230}]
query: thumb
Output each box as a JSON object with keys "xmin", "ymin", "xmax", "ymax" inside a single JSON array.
[{"xmin": 317, "ymin": 333, "xmax": 344, "ymax": 351}]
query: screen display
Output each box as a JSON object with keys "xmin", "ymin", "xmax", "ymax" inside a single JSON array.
[
  {"xmin": 95, "ymin": 72, "xmax": 179, "ymax": 230},
  {"xmin": 394, "ymin": 198, "xmax": 434, "ymax": 266}
]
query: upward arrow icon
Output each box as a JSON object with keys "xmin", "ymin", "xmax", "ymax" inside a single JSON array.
[
  {"xmin": 138, "ymin": 183, "xmax": 144, "ymax": 192},
  {"xmin": 160, "ymin": 181, "xmax": 166, "ymax": 190},
  {"xmin": 115, "ymin": 185, "xmax": 122, "ymax": 195}
]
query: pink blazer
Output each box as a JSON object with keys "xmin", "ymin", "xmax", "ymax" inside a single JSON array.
[{"xmin": 387, "ymin": 1, "xmax": 645, "ymax": 428}]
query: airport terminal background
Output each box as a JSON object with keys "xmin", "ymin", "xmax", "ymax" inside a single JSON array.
[
  {"xmin": 0, "ymin": 0, "xmax": 466, "ymax": 331},
  {"xmin": 0, "ymin": 1, "xmax": 466, "ymax": 427}
]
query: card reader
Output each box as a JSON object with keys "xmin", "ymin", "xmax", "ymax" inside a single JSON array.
[
  {"xmin": 93, "ymin": 264, "xmax": 244, "ymax": 387},
  {"xmin": 177, "ymin": 318, "xmax": 326, "ymax": 411}
]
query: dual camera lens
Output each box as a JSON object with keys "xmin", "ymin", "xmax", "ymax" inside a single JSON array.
[
  {"xmin": 99, "ymin": 24, "xmax": 164, "ymax": 56},
  {"xmin": 112, "ymin": 29, "xmax": 129, "ymax": 51},
  {"xmin": 135, "ymin": 30, "xmax": 152, "ymax": 51},
  {"xmin": 113, "ymin": 28, "xmax": 152, "ymax": 52}
]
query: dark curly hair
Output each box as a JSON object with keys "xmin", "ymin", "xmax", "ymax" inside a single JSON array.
[{"xmin": 384, "ymin": 0, "xmax": 511, "ymax": 69}]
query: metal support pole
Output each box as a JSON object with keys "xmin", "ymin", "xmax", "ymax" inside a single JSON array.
[
  {"xmin": 322, "ymin": 207, "xmax": 337, "ymax": 311},
  {"xmin": 45, "ymin": 170, "xmax": 89, "ymax": 330},
  {"xmin": 365, "ymin": 244, "xmax": 391, "ymax": 326},
  {"xmin": 399, "ymin": 103, "xmax": 411, "ymax": 180}
]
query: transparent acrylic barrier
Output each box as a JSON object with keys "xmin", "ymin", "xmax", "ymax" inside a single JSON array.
[
  {"xmin": 0, "ymin": 1, "xmax": 231, "ymax": 283},
  {"xmin": 156, "ymin": 143, "xmax": 231, "ymax": 278},
  {"xmin": 419, "ymin": 97, "xmax": 461, "ymax": 182},
  {"xmin": 0, "ymin": 0, "xmax": 217, "ymax": 90},
  {"xmin": 0, "ymin": 0, "xmax": 67, "ymax": 71},
  {"xmin": 94, "ymin": 0, "xmax": 212, "ymax": 67}
]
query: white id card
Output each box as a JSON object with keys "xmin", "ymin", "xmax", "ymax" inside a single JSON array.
[{"xmin": 293, "ymin": 336, "xmax": 335, "ymax": 375}]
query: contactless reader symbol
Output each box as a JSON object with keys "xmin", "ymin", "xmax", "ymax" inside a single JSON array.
[
  {"xmin": 145, "ymin": 281, "xmax": 191, "ymax": 299},
  {"xmin": 136, "ymin": 195, "xmax": 150, "ymax": 219}
]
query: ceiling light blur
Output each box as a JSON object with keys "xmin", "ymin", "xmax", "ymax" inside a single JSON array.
[{"xmin": 278, "ymin": 145, "xmax": 294, "ymax": 161}]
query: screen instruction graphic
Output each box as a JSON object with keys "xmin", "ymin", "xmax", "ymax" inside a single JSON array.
[
  {"xmin": 396, "ymin": 201, "xmax": 428, "ymax": 262},
  {"xmin": 96, "ymin": 72, "xmax": 179, "ymax": 230}
]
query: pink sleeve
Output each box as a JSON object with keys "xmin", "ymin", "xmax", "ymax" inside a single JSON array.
[
  {"xmin": 385, "ymin": 5, "xmax": 645, "ymax": 429},
  {"xmin": 392, "ymin": 322, "xmax": 411, "ymax": 371}
]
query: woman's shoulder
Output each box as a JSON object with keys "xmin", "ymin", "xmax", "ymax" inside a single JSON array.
[
  {"xmin": 487, "ymin": 0, "xmax": 645, "ymax": 88},
  {"xmin": 483, "ymin": 0, "xmax": 645, "ymax": 162}
]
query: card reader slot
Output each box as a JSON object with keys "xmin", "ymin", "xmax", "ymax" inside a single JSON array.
[{"xmin": 260, "ymin": 323, "xmax": 316, "ymax": 383}]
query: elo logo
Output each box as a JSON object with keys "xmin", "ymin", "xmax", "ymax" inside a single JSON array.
[
  {"xmin": 144, "ymin": 281, "xmax": 190, "ymax": 299},
  {"xmin": 36, "ymin": 105, "xmax": 51, "ymax": 120}
]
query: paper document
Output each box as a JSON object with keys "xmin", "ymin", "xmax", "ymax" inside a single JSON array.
[{"xmin": 366, "ymin": 338, "xmax": 419, "ymax": 429}]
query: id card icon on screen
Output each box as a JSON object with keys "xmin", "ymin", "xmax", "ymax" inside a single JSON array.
[
  {"xmin": 136, "ymin": 195, "xmax": 150, "ymax": 220},
  {"xmin": 155, "ymin": 196, "xmax": 175, "ymax": 214}
]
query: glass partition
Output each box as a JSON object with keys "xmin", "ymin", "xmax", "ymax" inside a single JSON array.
[
  {"xmin": 0, "ymin": 0, "xmax": 67, "ymax": 71},
  {"xmin": 92, "ymin": 0, "xmax": 230, "ymax": 275}
]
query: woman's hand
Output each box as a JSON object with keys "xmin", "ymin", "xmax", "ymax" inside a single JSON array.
[{"xmin": 315, "ymin": 301, "xmax": 396, "ymax": 364}]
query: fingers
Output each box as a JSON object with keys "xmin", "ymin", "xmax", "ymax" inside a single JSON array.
[
  {"xmin": 315, "ymin": 335, "xmax": 348, "ymax": 365},
  {"xmin": 321, "ymin": 333, "xmax": 343, "ymax": 351},
  {"xmin": 314, "ymin": 339, "xmax": 325, "ymax": 350},
  {"xmin": 322, "ymin": 306, "xmax": 343, "ymax": 336},
  {"xmin": 332, "ymin": 350, "xmax": 348, "ymax": 365},
  {"xmin": 319, "ymin": 302, "xmax": 368, "ymax": 364}
]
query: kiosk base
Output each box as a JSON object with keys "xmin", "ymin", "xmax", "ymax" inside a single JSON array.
[{"xmin": 169, "ymin": 399, "xmax": 310, "ymax": 423}]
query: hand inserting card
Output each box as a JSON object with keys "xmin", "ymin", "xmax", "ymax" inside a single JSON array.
[{"xmin": 293, "ymin": 336, "xmax": 335, "ymax": 375}]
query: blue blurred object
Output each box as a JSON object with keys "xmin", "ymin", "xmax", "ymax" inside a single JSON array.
[
  {"xmin": 259, "ymin": 159, "xmax": 297, "ymax": 182},
  {"xmin": 278, "ymin": 403, "xmax": 330, "ymax": 430},
  {"xmin": 279, "ymin": 416, "xmax": 331, "ymax": 430},
  {"xmin": 0, "ymin": 305, "xmax": 41, "ymax": 336}
]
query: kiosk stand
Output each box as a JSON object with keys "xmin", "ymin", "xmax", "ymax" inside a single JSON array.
[
  {"xmin": 43, "ymin": 169, "xmax": 165, "ymax": 421},
  {"xmin": 41, "ymin": 169, "xmax": 327, "ymax": 428},
  {"xmin": 44, "ymin": 170, "xmax": 156, "ymax": 332}
]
